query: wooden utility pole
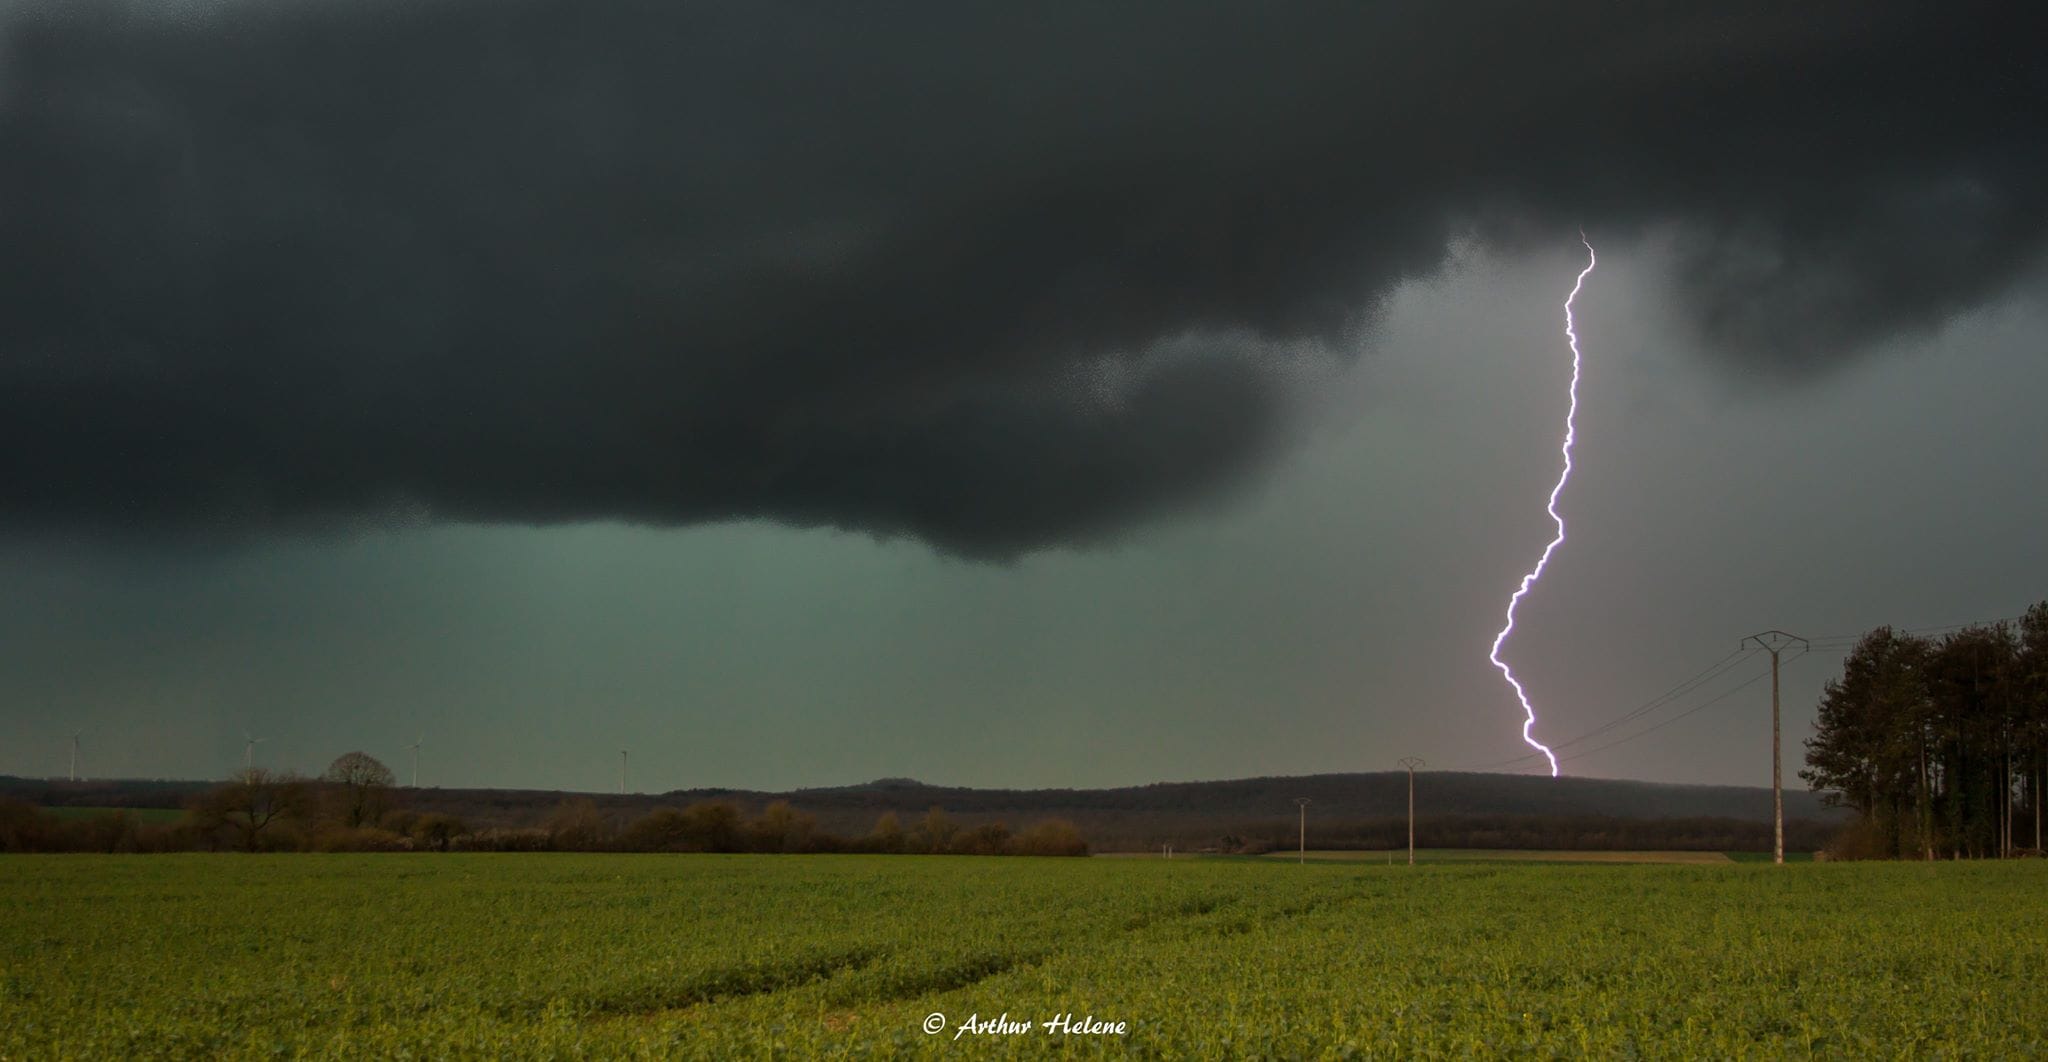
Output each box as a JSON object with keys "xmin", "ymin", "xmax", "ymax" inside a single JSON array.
[
  {"xmin": 2003, "ymin": 749, "xmax": 2012, "ymax": 858},
  {"xmin": 1294, "ymin": 798, "xmax": 1311, "ymax": 865},
  {"xmin": 1742, "ymin": 630, "xmax": 1807, "ymax": 864},
  {"xmin": 1398, "ymin": 758, "xmax": 1425, "ymax": 866},
  {"xmin": 1920, "ymin": 741, "xmax": 1935, "ymax": 861}
]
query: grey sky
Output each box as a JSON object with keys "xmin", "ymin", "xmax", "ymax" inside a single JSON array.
[
  {"xmin": 2, "ymin": 2, "xmax": 2045, "ymax": 791},
  {"xmin": 5, "ymin": 237, "xmax": 2042, "ymax": 790}
]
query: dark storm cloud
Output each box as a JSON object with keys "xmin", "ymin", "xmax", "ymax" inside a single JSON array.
[{"xmin": 1, "ymin": 1, "xmax": 2042, "ymax": 556}]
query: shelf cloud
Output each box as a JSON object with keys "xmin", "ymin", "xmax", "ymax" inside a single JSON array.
[{"xmin": 3, "ymin": 0, "xmax": 2041, "ymax": 556}]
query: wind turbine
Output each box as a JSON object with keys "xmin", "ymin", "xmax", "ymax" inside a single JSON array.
[
  {"xmin": 68, "ymin": 731, "xmax": 82, "ymax": 782},
  {"xmin": 619, "ymin": 749, "xmax": 629, "ymax": 795},
  {"xmin": 407, "ymin": 735, "xmax": 423, "ymax": 788},
  {"xmin": 243, "ymin": 731, "xmax": 265, "ymax": 772}
]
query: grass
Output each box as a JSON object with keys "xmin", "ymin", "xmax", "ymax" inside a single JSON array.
[
  {"xmin": 1255, "ymin": 848, "xmax": 1741, "ymax": 864},
  {"xmin": 1, "ymin": 854, "xmax": 2042, "ymax": 1058}
]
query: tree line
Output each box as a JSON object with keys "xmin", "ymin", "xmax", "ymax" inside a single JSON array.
[
  {"xmin": 0, "ymin": 751, "xmax": 1087, "ymax": 856},
  {"xmin": 1801, "ymin": 603, "xmax": 2048, "ymax": 859}
]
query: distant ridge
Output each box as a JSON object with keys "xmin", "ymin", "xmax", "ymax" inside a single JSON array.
[
  {"xmin": 849, "ymin": 777, "xmax": 933, "ymax": 791},
  {"xmin": 3, "ymin": 770, "xmax": 1845, "ymax": 853},
  {"xmin": 760, "ymin": 771, "xmax": 1845, "ymax": 822}
]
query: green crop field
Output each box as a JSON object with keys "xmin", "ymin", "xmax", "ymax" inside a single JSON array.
[
  {"xmin": 1, "ymin": 855, "xmax": 2042, "ymax": 1059},
  {"xmin": 1255, "ymin": 848, "xmax": 1743, "ymax": 864}
]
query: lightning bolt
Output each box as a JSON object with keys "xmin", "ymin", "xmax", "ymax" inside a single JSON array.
[{"xmin": 1486, "ymin": 234, "xmax": 1595, "ymax": 777}]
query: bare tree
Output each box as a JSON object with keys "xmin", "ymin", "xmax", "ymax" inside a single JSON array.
[
  {"xmin": 914, "ymin": 806, "xmax": 957, "ymax": 854},
  {"xmin": 680, "ymin": 801, "xmax": 742, "ymax": 852},
  {"xmin": 955, "ymin": 821, "xmax": 1012, "ymax": 855},
  {"xmin": 190, "ymin": 769, "xmax": 312, "ymax": 851},
  {"xmin": 748, "ymin": 800, "xmax": 816, "ymax": 853},
  {"xmin": 410, "ymin": 813, "xmax": 467, "ymax": 852},
  {"xmin": 543, "ymin": 798, "xmax": 611, "ymax": 850},
  {"xmin": 1015, "ymin": 819, "xmax": 1088, "ymax": 856},
  {"xmin": 867, "ymin": 812, "xmax": 906, "ymax": 853},
  {"xmin": 323, "ymin": 752, "xmax": 397, "ymax": 828},
  {"xmin": 617, "ymin": 807, "xmax": 679, "ymax": 850}
]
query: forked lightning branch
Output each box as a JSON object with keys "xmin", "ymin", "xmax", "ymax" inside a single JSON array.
[{"xmin": 1486, "ymin": 235, "xmax": 1596, "ymax": 777}]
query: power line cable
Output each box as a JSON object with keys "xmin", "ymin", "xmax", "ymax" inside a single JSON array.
[
  {"xmin": 1547, "ymin": 649, "xmax": 1759, "ymax": 751},
  {"xmin": 1550, "ymin": 616, "xmax": 2026, "ymax": 764},
  {"xmin": 1450, "ymin": 648, "xmax": 1763, "ymax": 771},
  {"xmin": 1447, "ymin": 611, "xmax": 2026, "ymax": 773},
  {"xmin": 1556, "ymin": 651, "xmax": 1798, "ymax": 765}
]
